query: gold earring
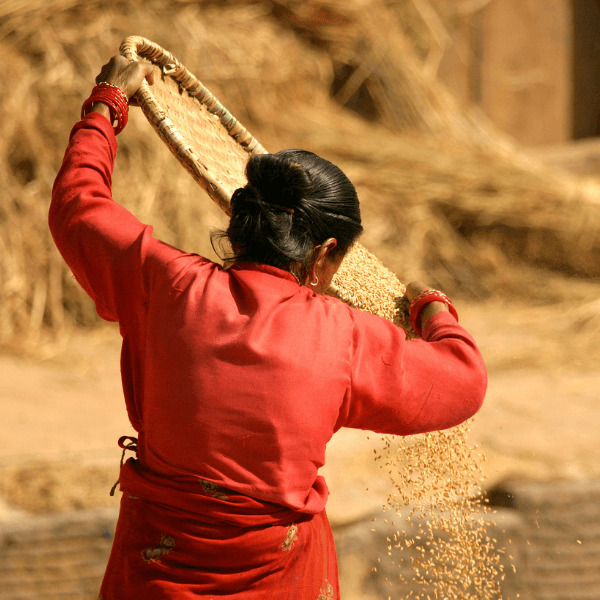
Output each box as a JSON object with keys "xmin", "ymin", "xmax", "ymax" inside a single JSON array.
[{"xmin": 310, "ymin": 274, "xmax": 319, "ymax": 287}]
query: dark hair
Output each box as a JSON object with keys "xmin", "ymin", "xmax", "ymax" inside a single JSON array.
[{"xmin": 213, "ymin": 149, "xmax": 363, "ymax": 274}]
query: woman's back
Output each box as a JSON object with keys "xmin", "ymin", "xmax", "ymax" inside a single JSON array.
[{"xmin": 139, "ymin": 258, "xmax": 355, "ymax": 513}]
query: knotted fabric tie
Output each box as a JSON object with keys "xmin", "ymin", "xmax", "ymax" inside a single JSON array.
[{"xmin": 110, "ymin": 435, "xmax": 139, "ymax": 496}]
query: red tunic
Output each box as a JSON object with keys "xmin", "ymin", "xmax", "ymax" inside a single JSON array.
[{"xmin": 50, "ymin": 113, "xmax": 487, "ymax": 598}]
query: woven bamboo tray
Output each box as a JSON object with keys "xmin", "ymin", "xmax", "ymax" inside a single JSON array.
[{"xmin": 120, "ymin": 36, "xmax": 412, "ymax": 333}]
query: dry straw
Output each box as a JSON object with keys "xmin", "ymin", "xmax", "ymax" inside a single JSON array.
[{"xmin": 3, "ymin": 0, "xmax": 600, "ymax": 352}]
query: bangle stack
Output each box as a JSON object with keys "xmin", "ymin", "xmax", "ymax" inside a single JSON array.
[
  {"xmin": 409, "ymin": 289, "xmax": 458, "ymax": 337},
  {"xmin": 81, "ymin": 82, "xmax": 129, "ymax": 135}
]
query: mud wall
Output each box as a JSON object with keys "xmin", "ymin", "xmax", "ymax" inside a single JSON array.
[{"xmin": 440, "ymin": 0, "xmax": 573, "ymax": 145}]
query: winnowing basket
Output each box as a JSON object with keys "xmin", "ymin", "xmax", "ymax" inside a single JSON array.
[{"xmin": 120, "ymin": 36, "xmax": 412, "ymax": 333}]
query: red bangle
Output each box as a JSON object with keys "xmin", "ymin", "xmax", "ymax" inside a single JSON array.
[
  {"xmin": 81, "ymin": 83, "xmax": 130, "ymax": 135},
  {"xmin": 409, "ymin": 289, "xmax": 458, "ymax": 337}
]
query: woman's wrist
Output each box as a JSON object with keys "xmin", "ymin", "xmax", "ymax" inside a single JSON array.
[
  {"xmin": 406, "ymin": 285, "xmax": 458, "ymax": 337},
  {"xmin": 419, "ymin": 301, "xmax": 449, "ymax": 333},
  {"xmin": 81, "ymin": 83, "xmax": 129, "ymax": 134},
  {"xmin": 90, "ymin": 102, "xmax": 111, "ymax": 120}
]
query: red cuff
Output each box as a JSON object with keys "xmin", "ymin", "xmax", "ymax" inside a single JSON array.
[
  {"xmin": 422, "ymin": 309, "xmax": 459, "ymax": 341},
  {"xmin": 70, "ymin": 111, "xmax": 118, "ymax": 155}
]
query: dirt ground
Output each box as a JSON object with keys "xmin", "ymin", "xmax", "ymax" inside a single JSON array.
[{"xmin": 2, "ymin": 282, "xmax": 600, "ymax": 523}]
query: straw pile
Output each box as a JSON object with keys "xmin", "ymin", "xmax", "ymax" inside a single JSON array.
[
  {"xmin": 3, "ymin": 0, "xmax": 600, "ymax": 353},
  {"xmin": 2, "ymin": 0, "xmax": 600, "ymax": 351},
  {"xmin": 1, "ymin": 0, "xmax": 599, "ymax": 597}
]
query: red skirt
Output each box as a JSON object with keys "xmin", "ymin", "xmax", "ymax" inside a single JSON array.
[{"xmin": 99, "ymin": 459, "xmax": 339, "ymax": 599}]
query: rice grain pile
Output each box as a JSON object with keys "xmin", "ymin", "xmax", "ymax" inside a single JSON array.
[{"xmin": 331, "ymin": 243, "xmax": 410, "ymax": 330}]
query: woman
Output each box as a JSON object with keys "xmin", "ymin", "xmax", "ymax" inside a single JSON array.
[{"xmin": 50, "ymin": 57, "xmax": 487, "ymax": 599}]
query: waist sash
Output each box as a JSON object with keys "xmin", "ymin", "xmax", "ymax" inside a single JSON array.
[{"xmin": 119, "ymin": 457, "xmax": 308, "ymax": 528}]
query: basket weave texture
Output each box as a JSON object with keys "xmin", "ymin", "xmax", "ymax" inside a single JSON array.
[{"xmin": 120, "ymin": 36, "xmax": 411, "ymax": 333}]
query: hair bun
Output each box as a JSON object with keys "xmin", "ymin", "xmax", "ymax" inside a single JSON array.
[
  {"xmin": 245, "ymin": 153, "xmax": 311, "ymax": 212},
  {"xmin": 222, "ymin": 148, "xmax": 362, "ymax": 271},
  {"xmin": 230, "ymin": 185, "xmax": 255, "ymax": 207}
]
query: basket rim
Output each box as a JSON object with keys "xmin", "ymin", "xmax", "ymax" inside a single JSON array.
[
  {"xmin": 120, "ymin": 36, "xmax": 266, "ymax": 153},
  {"xmin": 119, "ymin": 35, "xmax": 267, "ymax": 213}
]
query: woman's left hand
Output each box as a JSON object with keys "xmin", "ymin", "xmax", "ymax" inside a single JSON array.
[
  {"xmin": 95, "ymin": 55, "xmax": 155, "ymax": 102},
  {"xmin": 404, "ymin": 280, "xmax": 449, "ymax": 337}
]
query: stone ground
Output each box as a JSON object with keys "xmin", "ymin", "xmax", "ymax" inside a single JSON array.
[{"xmin": 2, "ymin": 286, "xmax": 600, "ymax": 523}]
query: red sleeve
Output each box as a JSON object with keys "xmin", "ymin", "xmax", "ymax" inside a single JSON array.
[
  {"xmin": 339, "ymin": 309, "xmax": 487, "ymax": 435},
  {"xmin": 49, "ymin": 112, "xmax": 186, "ymax": 323}
]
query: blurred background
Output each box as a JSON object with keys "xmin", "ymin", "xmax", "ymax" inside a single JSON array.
[{"xmin": 1, "ymin": 1, "xmax": 600, "ymax": 598}]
